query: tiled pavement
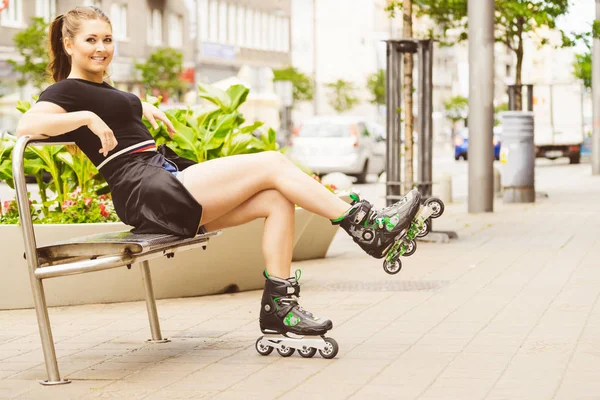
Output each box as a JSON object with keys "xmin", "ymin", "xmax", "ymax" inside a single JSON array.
[{"xmin": 1, "ymin": 159, "xmax": 600, "ymax": 400}]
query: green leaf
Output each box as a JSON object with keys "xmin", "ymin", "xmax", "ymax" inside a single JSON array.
[
  {"xmin": 221, "ymin": 133, "xmax": 254, "ymax": 156},
  {"xmin": 225, "ymin": 84, "xmax": 250, "ymax": 111},
  {"xmin": 198, "ymin": 82, "xmax": 230, "ymax": 110}
]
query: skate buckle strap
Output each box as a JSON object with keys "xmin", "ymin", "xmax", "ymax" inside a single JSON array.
[{"xmin": 353, "ymin": 202, "xmax": 372, "ymax": 224}]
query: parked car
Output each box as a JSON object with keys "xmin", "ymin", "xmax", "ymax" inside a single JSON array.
[
  {"xmin": 287, "ymin": 116, "xmax": 386, "ymax": 183},
  {"xmin": 454, "ymin": 126, "xmax": 501, "ymax": 161}
]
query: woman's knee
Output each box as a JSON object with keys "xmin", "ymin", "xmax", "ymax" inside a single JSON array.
[{"xmin": 260, "ymin": 189, "xmax": 294, "ymax": 214}]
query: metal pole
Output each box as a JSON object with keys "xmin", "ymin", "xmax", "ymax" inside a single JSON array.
[
  {"xmin": 194, "ymin": 0, "xmax": 200, "ymax": 104},
  {"xmin": 468, "ymin": 0, "xmax": 494, "ymax": 212},
  {"xmin": 417, "ymin": 42, "xmax": 426, "ymax": 196},
  {"xmin": 12, "ymin": 137, "xmax": 68, "ymax": 385},
  {"xmin": 312, "ymin": 0, "xmax": 318, "ymax": 116},
  {"xmin": 140, "ymin": 261, "xmax": 169, "ymax": 343},
  {"xmin": 508, "ymin": 86, "xmax": 516, "ymax": 111},
  {"xmin": 386, "ymin": 41, "xmax": 403, "ymax": 206},
  {"xmin": 592, "ymin": 0, "xmax": 600, "ymax": 175},
  {"xmin": 423, "ymin": 39, "xmax": 433, "ymax": 198},
  {"xmin": 526, "ymin": 84, "xmax": 534, "ymax": 111}
]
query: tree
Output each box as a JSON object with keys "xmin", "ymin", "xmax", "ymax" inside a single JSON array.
[
  {"xmin": 402, "ymin": 0, "xmax": 415, "ymax": 194},
  {"xmin": 366, "ymin": 69, "xmax": 385, "ymax": 106},
  {"xmin": 386, "ymin": 0, "xmax": 572, "ymax": 110},
  {"xmin": 134, "ymin": 48, "xmax": 185, "ymax": 101},
  {"xmin": 7, "ymin": 17, "xmax": 49, "ymax": 93},
  {"xmin": 273, "ymin": 66, "xmax": 314, "ymax": 104},
  {"xmin": 571, "ymin": 22, "xmax": 600, "ymax": 90},
  {"xmin": 325, "ymin": 79, "xmax": 359, "ymax": 113},
  {"xmin": 444, "ymin": 95, "xmax": 468, "ymax": 140}
]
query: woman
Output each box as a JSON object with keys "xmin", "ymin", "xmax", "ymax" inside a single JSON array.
[{"xmin": 16, "ymin": 7, "xmax": 421, "ymax": 351}]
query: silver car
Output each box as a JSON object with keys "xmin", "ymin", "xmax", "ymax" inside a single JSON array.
[{"xmin": 288, "ymin": 116, "xmax": 386, "ymax": 183}]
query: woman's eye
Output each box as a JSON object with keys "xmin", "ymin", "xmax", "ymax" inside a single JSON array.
[
  {"xmin": 104, "ymin": 38, "xmax": 112, "ymax": 43},
  {"xmin": 86, "ymin": 38, "xmax": 95, "ymax": 43}
]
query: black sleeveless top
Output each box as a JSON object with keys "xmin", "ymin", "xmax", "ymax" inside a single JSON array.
[{"xmin": 37, "ymin": 79, "xmax": 203, "ymax": 238}]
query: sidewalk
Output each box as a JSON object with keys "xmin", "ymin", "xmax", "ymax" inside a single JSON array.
[{"xmin": 1, "ymin": 159, "xmax": 600, "ymax": 400}]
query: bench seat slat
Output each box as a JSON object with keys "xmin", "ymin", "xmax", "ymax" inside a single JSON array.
[{"xmin": 36, "ymin": 231, "xmax": 220, "ymax": 262}]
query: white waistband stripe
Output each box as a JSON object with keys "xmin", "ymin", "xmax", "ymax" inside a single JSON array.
[{"xmin": 97, "ymin": 140, "xmax": 156, "ymax": 170}]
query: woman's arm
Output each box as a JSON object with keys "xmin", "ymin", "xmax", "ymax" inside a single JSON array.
[
  {"xmin": 16, "ymin": 101, "xmax": 118, "ymax": 157},
  {"xmin": 16, "ymin": 101, "xmax": 93, "ymax": 139}
]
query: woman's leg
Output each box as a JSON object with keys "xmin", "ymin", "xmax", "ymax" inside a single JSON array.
[
  {"xmin": 203, "ymin": 189, "xmax": 294, "ymax": 279},
  {"xmin": 180, "ymin": 151, "xmax": 349, "ymax": 227}
]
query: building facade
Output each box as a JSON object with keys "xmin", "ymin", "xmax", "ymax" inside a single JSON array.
[{"xmin": 193, "ymin": 0, "xmax": 292, "ymax": 90}]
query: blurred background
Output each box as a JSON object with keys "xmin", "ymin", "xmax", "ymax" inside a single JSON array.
[{"xmin": 0, "ymin": 0, "xmax": 596, "ymax": 186}]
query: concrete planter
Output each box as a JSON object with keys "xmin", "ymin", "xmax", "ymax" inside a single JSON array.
[{"xmin": 0, "ymin": 199, "xmax": 345, "ymax": 310}]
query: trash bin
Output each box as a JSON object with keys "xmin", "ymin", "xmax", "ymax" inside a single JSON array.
[{"xmin": 499, "ymin": 111, "xmax": 535, "ymax": 203}]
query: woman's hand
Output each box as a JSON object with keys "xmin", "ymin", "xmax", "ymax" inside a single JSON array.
[
  {"xmin": 86, "ymin": 112, "xmax": 118, "ymax": 157},
  {"xmin": 142, "ymin": 102, "xmax": 176, "ymax": 138}
]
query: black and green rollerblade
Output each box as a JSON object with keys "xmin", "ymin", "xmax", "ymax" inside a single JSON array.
[
  {"xmin": 332, "ymin": 189, "xmax": 445, "ymax": 274},
  {"xmin": 255, "ymin": 270, "xmax": 338, "ymax": 359}
]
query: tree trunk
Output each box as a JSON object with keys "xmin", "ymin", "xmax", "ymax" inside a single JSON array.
[
  {"xmin": 403, "ymin": 0, "xmax": 414, "ymax": 194},
  {"xmin": 514, "ymin": 23, "xmax": 524, "ymax": 111}
]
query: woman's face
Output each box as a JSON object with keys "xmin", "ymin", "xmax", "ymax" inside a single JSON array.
[{"xmin": 64, "ymin": 19, "xmax": 114, "ymax": 79}]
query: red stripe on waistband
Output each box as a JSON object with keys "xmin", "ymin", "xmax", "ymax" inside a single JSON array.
[{"xmin": 129, "ymin": 144, "xmax": 157, "ymax": 154}]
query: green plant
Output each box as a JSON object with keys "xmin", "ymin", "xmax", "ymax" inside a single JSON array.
[
  {"xmin": 1, "ymin": 82, "xmax": 279, "ymax": 224},
  {"xmin": 325, "ymin": 79, "xmax": 360, "ymax": 113},
  {"xmin": 146, "ymin": 83, "xmax": 279, "ymax": 163},
  {"xmin": 7, "ymin": 17, "xmax": 49, "ymax": 91},
  {"xmin": 367, "ymin": 69, "xmax": 386, "ymax": 106},
  {"xmin": 386, "ymin": 0, "xmax": 573, "ymax": 110},
  {"xmin": 273, "ymin": 66, "xmax": 314, "ymax": 103},
  {"xmin": 135, "ymin": 48, "xmax": 185, "ymax": 100},
  {"xmin": 444, "ymin": 95, "xmax": 468, "ymax": 139}
]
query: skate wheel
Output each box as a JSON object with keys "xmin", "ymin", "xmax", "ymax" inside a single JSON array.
[
  {"xmin": 255, "ymin": 336, "xmax": 273, "ymax": 356},
  {"xmin": 383, "ymin": 259, "xmax": 402, "ymax": 275},
  {"xmin": 277, "ymin": 345, "xmax": 295, "ymax": 357},
  {"xmin": 319, "ymin": 337, "xmax": 339, "ymax": 359},
  {"xmin": 402, "ymin": 240, "xmax": 417, "ymax": 257},
  {"xmin": 424, "ymin": 198, "xmax": 444, "ymax": 219},
  {"xmin": 298, "ymin": 346, "xmax": 317, "ymax": 358},
  {"xmin": 417, "ymin": 219, "xmax": 431, "ymax": 238}
]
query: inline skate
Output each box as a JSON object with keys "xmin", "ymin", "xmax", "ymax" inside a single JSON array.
[
  {"xmin": 255, "ymin": 270, "xmax": 338, "ymax": 359},
  {"xmin": 332, "ymin": 188, "xmax": 445, "ymax": 275}
]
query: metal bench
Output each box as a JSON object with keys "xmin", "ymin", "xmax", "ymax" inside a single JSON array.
[{"xmin": 12, "ymin": 136, "xmax": 220, "ymax": 385}]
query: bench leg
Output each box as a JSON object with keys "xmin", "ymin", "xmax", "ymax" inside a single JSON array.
[
  {"xmin": 140, "ymin": 261, "xmax": 170, "ymax": 343},
  {"xmin": 29, "ymin": 278, "xmax": 70, "ymax": 385}
]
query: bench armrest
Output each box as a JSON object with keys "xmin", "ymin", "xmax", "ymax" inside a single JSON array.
[{"xmin": 12, "ymin": 135, "xmax": 76, "ymax": 270}]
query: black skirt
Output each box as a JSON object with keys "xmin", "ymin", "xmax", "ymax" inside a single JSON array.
[{"xmin": 100, "ymin": 148, "xmax": 203, "ymax": 238}]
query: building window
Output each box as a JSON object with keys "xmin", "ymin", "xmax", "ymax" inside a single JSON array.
[
  {"xmin": 269, "ymin": 13, "xmax": 276, "ymax": 51},
  {"xmin": 199, "ymin": 0, "xmax": 208, "ymax": 41},
  {"xmin": 277, "ymin": 17, "xmax": 285, "ymax": 52},
  {"xmin": 227, "ymin": 4, "xmax": 236, "ymax": 45},
  {"xmin": 245, "ymin": 8, "xmax": 254, "ymax": 48},
  {"xmin": 253, "ymin": 10, "xmax": 261, "ymax": 49},
  {"xmin": 147, "ymin": 9, "xmax": 163, "ymax": 46},
  {"xmin": 36, "ymin": 0, "xmax": 56, "ymax": 23},
  {"xmin": 208, "ymin": 0, "xmax": 218, "ymax": 42},
  {"xmin": 282, "ymin": 17, "xmax": 290, "ymax": 52},
  {"xmin": 0, "ymin": 0, "xmax": 23, "ymax": 27},
  {"xmin": 236, "ymin": 6, "xmax": 244, "ymax": 47},
  {"xmin": 218, "ymin": 1, "xmax": 227, "ymax": 43},
  {"xmin": 110, "ymin": 3, "xmax": 127, "ymax": 40},
  {"xmin": 168, "ymin": 13, "xmax": 183, "ymax": 48}
]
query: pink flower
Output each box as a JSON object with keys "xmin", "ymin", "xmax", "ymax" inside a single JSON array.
[
  {"xmin": 73, "ymin": 186, "xmax": 82, "ymax": 195},
  {"xmin": 84, "ymin": 197, "xmax": 92, "ymax": 206},
  {"xmin": 3, "ymin": 200, "xmax": 12, "ymax": 214},
  {"xmin": 62, "ymin": 200, "xmax": 75, "ymax": 210}
]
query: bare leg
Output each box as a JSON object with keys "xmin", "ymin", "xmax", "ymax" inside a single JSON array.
[
  {"xmin": 203, "ymin": 189, "xmax": 294, "ymax": 279},
  {"xmin": 180, "ymin": 151, "xmax": 350, "ymax": 226}
]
